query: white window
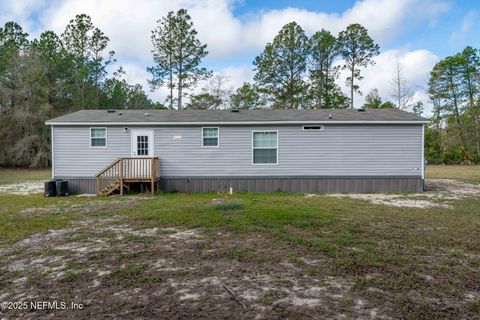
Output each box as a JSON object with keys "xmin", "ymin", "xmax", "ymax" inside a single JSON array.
[
  {"xmin": 202, "ymin": 127, "xmax": 219, "ymax": 147},
  {"xmin": 303, "ymin": 125, "xmax": 324, "ymax": 131},
  {"xmin": 252, "ymin": 131, "xmax": 278, "ymax": 165},
  {"xmin": 90, "ymin": 128, "xmax": 107, "ymax": 148}
]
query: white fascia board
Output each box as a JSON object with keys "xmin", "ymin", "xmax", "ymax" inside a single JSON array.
[{"xmin": 45, "ymin": 120, "xmax": 429, "ymax": 126}]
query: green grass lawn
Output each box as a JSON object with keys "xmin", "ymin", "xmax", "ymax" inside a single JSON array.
[
  {"xmin": 0, "ymin": 190, "xmax": 479, "ymax": 318},
  {"xmin": 0, "ymin": 166, "xmax": 479, "ymax": 319},
  {"xmin": 0, "ymin": 194, "xmax": 115, "ymax": 244},
  {"xmin": 426, "ymin": 164, "xmax": 480, "ymax": 183},
  {"xmin": 0, "ymin": 165, "xmax": 477, "ymax": 185},
  {"xmin": 0, "ymin": 167, "xmax": 51, "ymax": 185}
]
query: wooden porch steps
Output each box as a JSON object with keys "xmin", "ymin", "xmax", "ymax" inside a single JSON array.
[
  {"xmin": 100, "ymin": 179, "xmax": 120, "ymax": 196},
  {"xmin": 96, "ymin": 157, "xmax": 160, "ymax": 196},
  {"xmin": 99, "ymin": 180, "xmax": 132, "ymax": 196}
]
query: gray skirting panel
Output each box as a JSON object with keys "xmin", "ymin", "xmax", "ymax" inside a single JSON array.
[
  {"xmin": 57, "ymin": 176, "xmax": 424, "ymax": 194},
  {"xmin": 58, "ymin": 178, "xmax": 97, "ymax": 194},
  {"xmin": 160, "ymin": 176, "xmax": 424, "ymax": 193}
]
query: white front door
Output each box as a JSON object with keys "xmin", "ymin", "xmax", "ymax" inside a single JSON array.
[{"xmin": 131, "ymin": 130, "xmax": 154, "ymax": 157}]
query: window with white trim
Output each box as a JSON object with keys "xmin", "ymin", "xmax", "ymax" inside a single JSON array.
[
  {"xmin": 90, "ymin": 128, "xmax": 107, "ymax": 147},
  {"xmin": 202, "ymin": 127, "xmax": 219, "ymax": 147},
  {"xmin": 253, "ymin": 131, "xmax": 277, "ymax": 164}
]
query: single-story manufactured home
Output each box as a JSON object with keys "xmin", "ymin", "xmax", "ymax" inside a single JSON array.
[{"xmin": 46, "ymin": 108, "xmax": 428, "ymax": 194}]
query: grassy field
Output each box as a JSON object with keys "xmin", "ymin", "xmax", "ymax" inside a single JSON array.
[
  {"xmin": 0, "ymin": 167, "xmax": 50, "ymax": 185},
  {"xmin": 426, "ymin": 164, "xmax": 480, "ymax": 183},
  {"xmin": 0, "ymin": 165, "xmax": 477, "ymax": 185},
  {"xmin": 0, "ymin": 167, "xmax": 479, "ymax": 319}
]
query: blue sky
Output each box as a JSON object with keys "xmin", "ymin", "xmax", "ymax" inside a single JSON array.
[
  {"xmin": 1, "ymin": 0, "xmax": 479, "ymax": 109},
  {"xmin": 228, "ymin": 0, "xmax": 480, "ymax": 63},
  {"xmin": 232, "ymin": 0, "xmax": 357, "ymax": 14}
]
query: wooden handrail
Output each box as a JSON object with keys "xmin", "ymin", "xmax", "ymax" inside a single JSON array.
[
  {"xmin": 95, "ymin": 158, "xmax": 121, "ymax": 177},
  {"xmin": 96, "ymin": 157, "xmax": 160, "ymax": 195},
  {"xmin": 96, "ymin": 157, "xmax": 160, "ymax": 179}
]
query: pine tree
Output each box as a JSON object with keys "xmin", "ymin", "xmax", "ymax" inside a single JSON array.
[
  {"xmin": 149, "ymin": 9, "xmax": 210, "ymax": 110},
  {"xmin": 0, "ymin": 22, "xmax": 29, "ymax": 75},
  {"xmin": 231, "ymin": 83, "xmax": 265, "ymax": 109},
  {"xmin": 253, "ymin": 22, "xmax": 310, "ymax": 109},
  {"xmin": 62, "ymin": 14, "xmax": 113, "ymax": 108},
  {"xmin": 338, "ymin": 24, "xmax": 379, "ymax": 108},
  {"xmin": 428, "ymin": 55, "xmax": 468, "ymax": 152},
  {"xmin": 309, "ymin": 29, "xmax": 346, "ymax": 108}
]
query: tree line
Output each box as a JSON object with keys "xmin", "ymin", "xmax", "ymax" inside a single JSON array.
[
  {"xmin": 149, "ymin": 10, "xmax": 426, "ymax": 113},
  {"xmin": 426, "ymin": 47, "xmax": 480, "ymax": 163},
  {"xmin": 0, "ymin": 15, "xmax": 162, "ymax": 167},
  {"xmin": 149, "ymin": 10, "xmax": 382, "ymax": 110},
  {"xmin": 0, "ymin": 8, "xmax": 479, "ymax": 167}
]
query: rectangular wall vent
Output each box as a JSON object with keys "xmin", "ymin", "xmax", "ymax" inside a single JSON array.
[{"xmin": 303, "ymin": 125, "xmax": 324, "ymax": 131}]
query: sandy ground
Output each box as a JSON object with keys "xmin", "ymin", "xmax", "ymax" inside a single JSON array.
[
  {"xmin": 426, "ymin": 179, "xmax": 480, "ymax": 195},
  {"xmin": 316, "ymin": 179, "xmax": 480, "ymax": 209},
  {"xmin": 0, "ymin": 180, "xmax": 478, "ymax": 318},
  {"xmin": 0, "ymin": 214, "xmax": 380, "ymax": 319},
  {"xmin": 1, "ymin": 178, "xmax": 478, "ymax": 200},
  {"xmin": 0, "ymin": 181, "xmax": 44, "ymax": 195}
]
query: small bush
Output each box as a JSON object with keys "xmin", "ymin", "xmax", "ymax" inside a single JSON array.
[
  {"xmin": 215, "ymin": 202, "xmax": 244, "ymax": 212},
  {"xmin": 0, "ymin": 268, "xmax": 8, "ymax": 285},
  {"xmin": 467, "ymin": 299, "xmax": 480, "ymax": 313},
  {"xmin": 124, "ymin": 234, "xmax": 156, "ymax": 244},
  {"xmin": 223, "ymin": 247, "xmax": 254, "ymax": 261},
  {"xmin": 62, "ymin": 271, "xmax": 80, "ymax": 283},
  {"xmin": 108, "ymin": 264, "xmax": 162, "ymax": 286}
]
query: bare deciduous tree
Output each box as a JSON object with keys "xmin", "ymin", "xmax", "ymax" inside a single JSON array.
[
  {"xmin": 187, "ymin": 74, "xmax": 233, "ymax": 109},
  {"xmin": 390, "ymin": 58, "xmax": 414, "ymax": 110},
  {"xmin": 202, "ymin": 74, "xmax": 233, "ymax": 109}
]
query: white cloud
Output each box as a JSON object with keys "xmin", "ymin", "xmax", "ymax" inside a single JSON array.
[
  {"xmin": 0, "ymin": 0, "xmax": 446, "ymax": 113},
  {"xmin": 38, "ymin": 0, "xmax": 186, "ymax": 60},
  {"xmin": 217, "ymin": 65, "xmax": 254, "ymax": 89},
  {"xmin": 0, "ymin": 0, "xmax": 48, "ymax": 34},
  {"xmin": 337, "ymin": 49, "xmax": 438, "ymax": 109},
  {"xmin": 208, "ymin": 0, "xmax": 449, "ymax": 57},
  {"xmin": 183, "ymin": 64, "xmax": 254, "ymax": 103},
  {"xmin": 1, "ymin": 0, "xmax": 449, "ymax": 60},
  {"xmin": 117, "ymin": 62, "xmax": 168, "ymax": 103},
  {"xmin": 116, "ymin": 62, "xmax": 254, "ymax": 105},
  {"xmin": 241, "ymin": 1, "xmax": 407, "ymax": 47},
  {"xmin": 32, "ymin": 0, "xmax": 248, "ymax": 60}
]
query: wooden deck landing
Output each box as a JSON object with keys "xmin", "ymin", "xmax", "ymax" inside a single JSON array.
[{"xmin": 95, "ymin": 157, "xmax": 160, "ymax": 196}]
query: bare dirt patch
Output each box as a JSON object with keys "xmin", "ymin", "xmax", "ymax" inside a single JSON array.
[
  {"xmin": 323, "ymin": 193, "xmax": 453, "ymax": 209},
  {"xmin": 316, "ymin": 179, "xmax": 480, "ymax": 209},
  {"xmin": 0, "ymin": 181, "xmax": 43, "ymax": 195},
  {"xmin": 426, "ymin": 179, "xmax": 480, "ymax": 196},
  {"xmin": 0, "ymin": 216, "xmax": 385, "ymax": 319}
]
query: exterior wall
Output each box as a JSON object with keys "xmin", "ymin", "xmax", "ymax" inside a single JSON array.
[
  {"xmin": 53, "ymin": 126, "xmax": 131, "ymax": 177},
  {"xmin": 53, "ymin": 124, "xmax": 423, "ymax": 178}
]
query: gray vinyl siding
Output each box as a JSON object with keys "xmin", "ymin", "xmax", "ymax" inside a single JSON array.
[
  {"xmin": 53, "ymin": 126, "xmax": 130, "ymax": 177},
  {"xmin": 52, "ymin": 124, "xmax": 423, "ymax": 178}
]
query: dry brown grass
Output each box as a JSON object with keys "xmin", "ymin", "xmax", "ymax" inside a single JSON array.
[
  {"xmin": 426, "ymin": 165, "xmax": 480, "ymax": 183},
  {"xmin": 0, "ymin": 167, "xmax": 51, "ymax": 185}
]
